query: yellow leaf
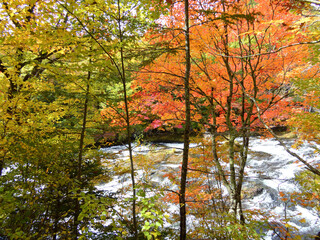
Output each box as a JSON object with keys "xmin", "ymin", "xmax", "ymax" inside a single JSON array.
[{"xmin": 299, "ymin": 218, "xmax": 306, "ymax": 223}]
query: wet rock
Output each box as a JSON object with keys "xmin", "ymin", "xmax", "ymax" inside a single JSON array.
[
  {"xmin": 249, "ymin": 151, "xmax": 273, "ymax": 161},
  {"xmin": 244, "ymin": 181, "xmax": 277, "ymax": 197},
  {"xmin": 166, "ymin": 153, "xmax": 182, "ymax": 164},
  {"xmin": 290, "ymin": 217, "xmax": 310, "ymax": 228},
  {"xmin": 190, "ymin": 153, "xmax": 202, "ymax": 159},
  {"xmin": 243, "ymin": 181, "xmax": 280, "ymax": 209},
  {"xmin": 242, "ymin": 184, "xmax": 264, "ymax": 199}
]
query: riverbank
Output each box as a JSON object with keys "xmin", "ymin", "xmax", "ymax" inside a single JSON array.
[{"xmin": 94, "ymin": 124, "xmax": 294, "ymax": 148}]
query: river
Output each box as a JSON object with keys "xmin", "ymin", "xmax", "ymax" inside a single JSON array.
[{"xmin": 97, "ymin": 137, "xmax": 320, "ymax": 239}]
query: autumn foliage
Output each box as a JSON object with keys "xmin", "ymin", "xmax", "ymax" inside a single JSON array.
[
  {"xmin": 124, "ymin": 0, "xmax": 311, "ymax": 135},
  {"xmin": 101, "ymin": 0, "xmax": 320, "ymax": 238},
  {"xmin": 1, "ymin": 0, "xmax": 319, "ymax": 239}
]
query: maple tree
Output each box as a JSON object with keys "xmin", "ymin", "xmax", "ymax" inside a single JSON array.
[{"xmin": 128, "ymin": 0, "xmax": 318, "ymax": 237}]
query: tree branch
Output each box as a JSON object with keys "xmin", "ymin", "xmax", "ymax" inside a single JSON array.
[{"xmin": 214, "ymin": 39, "xmax": 320, "ymax": 59}]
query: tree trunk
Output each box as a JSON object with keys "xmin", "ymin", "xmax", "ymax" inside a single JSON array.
[
  {"xmin": 73, "ymin": 73, "xmax": 90, "ymax": 240},
  {"xmin": 0, "ymin": 159, "xmax": 3, "ymax": 176},
  {"xmin": 180, "ymin": 0, "xmax": 191, "ymax": 239},
  {"xmin": 117, "ymin": 0, "xmax": 137, "ymax": 237}
]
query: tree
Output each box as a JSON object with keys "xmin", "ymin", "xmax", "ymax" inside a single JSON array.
[
  {"xmin": 288, "ymin": 3, "xmax": 320, "ymax": 144},
  {"xmin": 130, "ymin": 0, "xmax": 314, "ymax": 237},
  {"xmin": 180, "ymin": 0, "xmax": 191, "ymax": 239},
  {"xmin": 0, "ymin": 1, "xmax": 109, "ymax": 238},
  {"xmin": 63, "ymin": 0, "xmax": 169, "ymax": 238}
]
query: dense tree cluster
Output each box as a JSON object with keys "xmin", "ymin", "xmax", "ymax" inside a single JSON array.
[{"xmin": 0, "ymin": 0, "xmax": 319, "ymax": 239}]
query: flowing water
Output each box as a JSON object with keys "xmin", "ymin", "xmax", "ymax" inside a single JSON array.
[{"xmin": 97, "ymin": 137, "xmax": 320, "ymax": 239}]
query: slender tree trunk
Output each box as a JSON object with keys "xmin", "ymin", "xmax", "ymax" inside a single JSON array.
[
  {"xmin": 78, "ymin": 79, "xmax": 90, "ymax": 185},
  {"xmin": 117, "ymin": 0, "xmax": 137, "ymax": 237},
  {"xmin": 0, "ymin": 159, "xmax": 3, "ymax": 176},
  {"xmin": 61, "ymin": 2, "xmax": 138, "ymax": 237},
  {"xmin": 236, "ymin": 134, "xmax": 249, "ymax": 224},
  {"xmin": 73, "ymin": 73, "xmax": 90, "ymax": 240},
  {"xmin": 180, "ymin": 0, "xmax": 191, "ymax": 239},
  {"xmin": 53, "ymin": 196, "xmax": 61, "ymax": 240},
  {"xmin": 209, "ymin": 91, "xmax": 231, "ymax": 192}
]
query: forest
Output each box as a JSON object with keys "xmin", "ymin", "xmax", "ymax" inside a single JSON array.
[{"xmin": 0, "ymin": 0, "xmax": 319, "ymax": 239}]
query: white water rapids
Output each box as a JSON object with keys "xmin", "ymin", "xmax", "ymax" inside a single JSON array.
[{"xmin": 97, "ymin": 137, "xmax": 320, "ymax": 239}]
